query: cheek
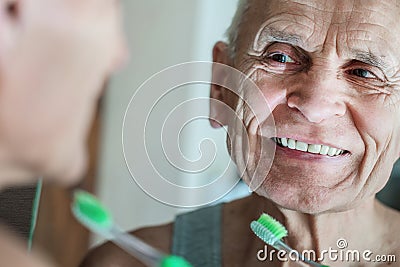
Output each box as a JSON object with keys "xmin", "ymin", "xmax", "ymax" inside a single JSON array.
[
  {"xmin": 238, "ymin": 64, "xmax": 289, "ymax": 116},
  {"xmin": 346, "ymin": 96, "xmax": 400, "ymax": 196},
  {"xmin": 0, "ymin": 82, "xmax": 94, "ymax": 161},
  {"xmin": 223, "ymin": 66, "xmax": 287, "ymax": 186},
  {"xmin": 349, "ymin": 97, "xmax": 400, "ymax": 157},
  {"xmin": 224, "ymin": 75, "xmax": 280, "ymax": 190}
]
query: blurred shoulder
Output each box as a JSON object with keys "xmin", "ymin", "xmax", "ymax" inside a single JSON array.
[
  {"xmin": 79, "ymin": 223, "xmax": 173, "ymax": 267},
  {"xmin": 79, "ymin": 197, "xmax": 255, "ymax": 267},
  {"xmin": 0, "ymin": 225, "xmax": 55, "ymax": 267}
]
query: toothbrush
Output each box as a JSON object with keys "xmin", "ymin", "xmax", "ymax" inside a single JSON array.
[
  {"xmin": 71, "ymin": 190, "xmax": 193, "ymax": 267},
  {"xmin": 250, "ymin": 213, "xmax": 330, "ymax": 267}
]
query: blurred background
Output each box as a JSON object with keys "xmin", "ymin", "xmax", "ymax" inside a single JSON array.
[
  {"xmin": 0, "ymin": 1, "xmax": 398, "ymax": 267},
  {"xmin": 95, "ymin": 0, "xmax": 244, "ymax": 244},
  {"xmin": 35, "ymin": 1, "xmax": 245, "ymax": 266}
]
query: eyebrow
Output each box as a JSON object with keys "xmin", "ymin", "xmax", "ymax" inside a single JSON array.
[
  {"xmin": 351, "ymin": 50, "xmax": 389, "ymax": 71},
  {"xmin": 269, "ymin": 29, "xmax": 305, "ymax": 46},
  {"xmin": 255, "ymin": 26, "xmax": 391, "ymax": 71},
  {"xmin": 254, "ymin": 26, "xmax": 306, "ymax": 50}
]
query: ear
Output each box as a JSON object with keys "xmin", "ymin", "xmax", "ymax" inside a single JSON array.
[
  {"xmin": 209, "ymin": 41, "xmax": 236, "ymax": 128},
  {"xmin": 0, "ymin": 0, "xmax": 20, "ymax": 55},
  {"xmin": 0, "ymin": 0, "xmax": 18, "ymax": 18}
]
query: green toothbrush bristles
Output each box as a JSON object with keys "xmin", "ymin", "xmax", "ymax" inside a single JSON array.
[
  {"xmin": 251, "ymin": 213, "xmax": 331, "ymax": 266},
  {"xmin": 250, "ymin": 213, "xmax": 288, "ymax": 245},
  {"xmin": 257, "ymin": 213, "xmax": 288, "ymax": 240},
  {"xmin": 160, "ymin": 255, "xmax": 193, "ymax": 267},
  {"xmin": 72, "ymin": 190, "xmax": 113, "ymax": 232}
]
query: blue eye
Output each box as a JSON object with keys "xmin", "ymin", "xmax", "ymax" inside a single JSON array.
[
  {"xmin": 269, "ymin": 53, "xmax": 295, "ymax": 63},
  {"xmin": 350, "ymin": 68, "xmax": 376, "ymax": 79}
]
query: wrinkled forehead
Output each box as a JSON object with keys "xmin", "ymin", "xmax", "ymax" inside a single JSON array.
[{"xmin": 236, "ymin": 0, "xmax": 400, "ymax": 66}]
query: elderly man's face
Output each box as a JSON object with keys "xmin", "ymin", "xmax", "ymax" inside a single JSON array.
[{"xmin": 211, "ymin": 0, "xmax": 400, "ymax": 213}]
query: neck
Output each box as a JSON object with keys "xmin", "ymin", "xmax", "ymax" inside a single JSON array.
[{"xmin": 250, "ymin": 193, "xmax": 386, "ymax": 255}]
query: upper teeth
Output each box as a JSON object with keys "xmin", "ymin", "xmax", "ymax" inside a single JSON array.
[{"xmin": 273, "ymin": 137, "xmax": 345, "ymax": 156}]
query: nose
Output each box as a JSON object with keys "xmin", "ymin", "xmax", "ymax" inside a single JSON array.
[{"xmin": 286, "ymin": 72, "xmax": 346, "ymax": 123}]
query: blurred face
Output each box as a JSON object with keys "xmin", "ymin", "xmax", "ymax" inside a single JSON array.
[
  {"xmin": 212, "ymin": 0, "xmax": 400, "ymax": 213},
  {"xmin": 0, "ymin": 0, "xmax": 127, "ymax": 185}
]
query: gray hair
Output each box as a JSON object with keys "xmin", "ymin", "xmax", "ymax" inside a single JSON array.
[{"xmin": 226, "ymin": 0, "xmax": 250, "ymax": 59}]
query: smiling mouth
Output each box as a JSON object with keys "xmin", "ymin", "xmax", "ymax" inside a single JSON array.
[{"xmin": 272, "ymin": 137, "xmax": 349, "ymax": 157}]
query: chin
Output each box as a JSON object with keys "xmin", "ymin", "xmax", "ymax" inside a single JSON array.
[
  {"xmin": 61, "ymin": 157, "xmax": 87, "ymax": 186},
  {"xmin": 254, "ymin": 182, "xmax": 356, "ymax": 215},
  {"xmin": 44, "ymin": 146, "xmax": 88, "ymax": 187}
]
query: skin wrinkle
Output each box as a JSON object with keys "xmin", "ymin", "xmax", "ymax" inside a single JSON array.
[
  {"xmin": 289, "ymin": 0, "xmax": 333, "ymax": 13},
  {"xmin": 386, "ymin": 66, "xmax": 400, "ymax": 81},
  {"xmin": 355, "ymin": 152, "xmax": 384, "ymax": 204},
  {"xmin": 227, "ymin": 66, "xmax": 277, "ymax": 190},
  {"xmin": 280, "ymin": 23, "xmax": 313, "ymax": 47},
  {"xmin": 292, "ymin": 10, "xmax": 316, "ymax": 30},
  {"xmin": 345, "ymin": 76, "xmax": 390, "ymax": 96},
  {"xmin": 386, "ymin": 88, "xmax": 400, "ymax": 108},
  {"xmin": 291, "ymin": 9, "xmax": 393, "ymax": 75},
  {"xmin": 354, "ymin": 25, "xmax": 395, "ymax": 48},
  {"xmin": 246, "ymin": 116, "xmax": 262, "ymax": 190},
  {"xmin": 228, "ymin": 60, "xmax": 280, "ymax": 192},
  {"xmin": 284, "ymin": 14, "xmax": 322, "ymax": 44},
  {"xmin": 343, "ymin": 6, "xmax": 400, "ymax": 69},
  {"xmin": 347, "ymin": 96, "xmax": 399, "ymax": 206},
  {"xmin": 280, "ymin": 13, "xmax": 316, "ymax": 34}
]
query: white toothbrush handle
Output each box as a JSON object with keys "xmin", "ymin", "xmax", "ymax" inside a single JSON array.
[
  {"xmin": 274, "ymin": 240, "xmax": 326, "ymax": 267},
  {"xmin": 109, "ymin": 226, "xmax": 166, "ymax": 267}
]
